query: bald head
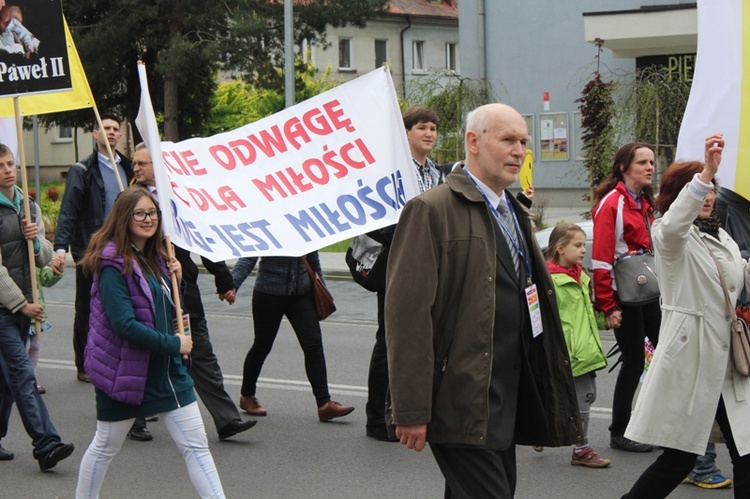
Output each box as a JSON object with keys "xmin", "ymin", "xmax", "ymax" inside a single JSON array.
[
  {"xmin": 132, "ymin": 146, "xmax": 155, "ymax": 187},
  {"xmin": 464, "ymin": 103, "xmax": 528, "ymax": 194}
]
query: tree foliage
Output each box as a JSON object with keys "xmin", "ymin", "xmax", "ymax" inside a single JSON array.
[
  {"xmin": 405, "ymin": 71, "xmax": 492, "ymax": 164},
  {"xmin": 204, "ymin": 61, "xmax": 339, "ymax": 136},
  {"xmin": 576, "ymin": 40, "xmax": 617, "ymax": 210},
  {"xmin": 46, "ymin": 0, "xmax": 387, "ymax": 141},
  {"xmin": 615, "ymin": 65, "xmax": 691, "ymax": 169}
]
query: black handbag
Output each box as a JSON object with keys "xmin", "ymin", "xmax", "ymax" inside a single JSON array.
[
  {"xmin": 613, "ymin": 215, "xmax": 660, "ymax": 306},
  {"xmin": 345, "ymin": 234, "xmax": 388, "ymax": 292}
]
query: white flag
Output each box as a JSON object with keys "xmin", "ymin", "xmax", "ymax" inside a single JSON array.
[{"xmin": 675, "ymin": 0, "xmax": 748, "ymax": 199}]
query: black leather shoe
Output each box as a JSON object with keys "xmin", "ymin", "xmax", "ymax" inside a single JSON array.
[
  {"xmin": 127, "ymin": 425, "xmax": 153, "ymax": 442},
  {"xmin": 366, "ymin": 426, "xmax": 399, "ymax": 442},
  {"xmin": 610, "ymin": 435, "xmax": 653, "ymax": 453},
  {"xmin": 38, "ymin": 442, "xmax": 74, "ymax": 471},
  {"xmin": 218, "ymin": 419, "xmax": 257, "ymax": 441},
  {"xmin": 0, "ymin": 444, "xmax": 14, "ymax": 461}
]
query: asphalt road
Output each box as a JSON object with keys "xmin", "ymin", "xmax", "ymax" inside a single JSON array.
[{"xmin": 0, "ymin": 271, "xmax": 734, "ymax": 498}]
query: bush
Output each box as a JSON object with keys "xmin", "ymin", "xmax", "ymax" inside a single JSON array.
[
  {"xmin": 38, "ymin": 182, "xmax": 65, "ymax": 237},
  {"xmin": 40, "ymin": 197, "xmax": 60, "ymax": 236}
]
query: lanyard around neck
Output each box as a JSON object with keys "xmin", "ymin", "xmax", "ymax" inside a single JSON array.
[{"xmin": 463, "ymin": 169, "xmax": 531, "ymax": 280}]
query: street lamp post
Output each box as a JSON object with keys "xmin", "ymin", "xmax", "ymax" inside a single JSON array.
[{"xmin": 285, "ymin": 0, "xmax": 294, "ymax": 108}]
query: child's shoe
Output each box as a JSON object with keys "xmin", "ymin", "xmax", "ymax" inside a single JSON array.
[{"xmin": 571, "ymin": 446, "xmax": 611, "ymax": 468}]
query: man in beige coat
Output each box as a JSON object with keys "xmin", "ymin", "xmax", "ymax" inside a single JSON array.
[{"xmin": 385, "ymin": 103, "xmax": 580, "ymax": 497}]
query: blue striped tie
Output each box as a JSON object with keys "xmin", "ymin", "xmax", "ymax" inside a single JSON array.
[{"xmin": 497, "ymin": 199, "xmax": 521, "ymax": 277}]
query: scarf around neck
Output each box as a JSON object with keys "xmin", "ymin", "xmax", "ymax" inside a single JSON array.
[{"xmin": 693, "ymin": 214, "xmax": 720, "ymax": 239}]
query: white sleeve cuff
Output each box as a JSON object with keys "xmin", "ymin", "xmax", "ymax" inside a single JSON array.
[{"xmin": 687, "ymin": 173, "xmax": 713, "ymax": 200}]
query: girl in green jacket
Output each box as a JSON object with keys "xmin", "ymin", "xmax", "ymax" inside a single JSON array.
[{"xmin": 546, "ymin": 223, "xmax": 610, "ymax": 469}]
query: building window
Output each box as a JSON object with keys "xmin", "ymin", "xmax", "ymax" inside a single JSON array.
[
  {"xmin": 338, "ymin": 38, "xmax": 352, "ymax": 70},
  {"xmin": 445, "ymin": 43, "xmax": 458, "ymax": 73},
  {"xmin": 539, "ymin": 112, "xmax": 569, "ymax": 161},
  {"xmin": 56, "ymin": 125, "xmax": 73, "ymax": 142},
  {"xmin": 375, "ymin": 39, "xmax": 387, "ymax": 69},
  {"xmin": 574, "ymin": 112, "xmax": 584, "ymax": 161},
  {"xmin": 413, "ymin": 41, "xmax": 425, "ymax": 72}
]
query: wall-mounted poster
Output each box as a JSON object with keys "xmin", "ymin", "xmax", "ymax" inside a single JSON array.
[
  {"xmin": 540, "ymin": 112, "xmax": 568, "ymax": 161},
  {"xmin": 0, "ymin": 0, "xmax": 70, "ymax": 97}
]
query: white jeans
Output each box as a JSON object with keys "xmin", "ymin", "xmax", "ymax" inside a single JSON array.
[{"xmin": 76, "ymin": 402, "xmax": 224, "ymax": 498}]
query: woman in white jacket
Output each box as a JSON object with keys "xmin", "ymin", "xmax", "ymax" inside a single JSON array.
[{"xmin": 621, "ymin": 134, "xmax": 750, "ymax": 498}]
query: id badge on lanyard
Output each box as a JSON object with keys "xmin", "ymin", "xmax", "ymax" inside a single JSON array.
[{"xmin": 525, "ymin": 284, "xmax": 543, "ymax": 338}]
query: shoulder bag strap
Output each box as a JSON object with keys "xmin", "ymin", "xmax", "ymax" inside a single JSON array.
[
  {"xmin": 645, "ymin": 212, "xmax": 654, "ymax": 253},
  {"xmin": 701, "ymin": 238, "xmax": 737, "ymax": 321},
  {"xmin": 300, "ymin": 255, "xmax": 316, "ymax": 281}
]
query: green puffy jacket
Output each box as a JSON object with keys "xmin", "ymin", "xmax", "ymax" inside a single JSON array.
[{"xmin": 550, "ymin": 269, "xmax": 607, "ymax": 377}]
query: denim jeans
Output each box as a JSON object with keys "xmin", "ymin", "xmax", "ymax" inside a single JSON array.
[
  {"xmin": 0, "ymin": 308, "xmax": 61, "ymax": 458},
  {"xmin": 689, "ymin": 442, "xmax": 721, "ymax": 480}
]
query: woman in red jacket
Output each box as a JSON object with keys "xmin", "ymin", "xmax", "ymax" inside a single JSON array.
[{"xmin": 591, "ymin": 142, "xmax": 661, "ymax": 453}]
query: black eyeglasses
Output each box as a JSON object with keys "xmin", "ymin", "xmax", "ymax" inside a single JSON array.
[{"xmin": 131, "ymin": 209, "xmax": 161, "ymax": 222}]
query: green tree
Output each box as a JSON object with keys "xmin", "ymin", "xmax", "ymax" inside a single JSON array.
[
  {"xmin": 404, "ymin": 71, "xmax": 492, "ymax": 164},
  {"xmin": 577, "ymin": 39, "xmax": 617, "ymax": 211},
  {"xmin": 204, "ymin": 61, "xmax": 339, "ymax": 135},
  {"xmin": 46, "ymin": 0, "xmax": 387, "ymax": 141},
  {"xmin": 615, "ymin": 65, "xmax": 691, "ymax": 183}
]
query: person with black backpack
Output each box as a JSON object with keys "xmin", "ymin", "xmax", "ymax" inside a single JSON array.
[{"xmin": 362, "ymin": 105, "xmax": 444, "ymax": 442}]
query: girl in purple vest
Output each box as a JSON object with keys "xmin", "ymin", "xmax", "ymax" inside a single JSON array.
[{"xmin": 75, "ymin": 186, "xmax": 224, "ymax": 498}]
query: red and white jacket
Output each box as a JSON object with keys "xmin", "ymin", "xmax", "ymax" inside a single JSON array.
[{"xmin": 591, "ymin": 181, "xmax": 655, "ymax": 315}]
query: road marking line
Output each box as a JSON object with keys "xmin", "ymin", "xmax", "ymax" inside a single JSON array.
[{"xmin": 37, "ymin": 359, "xmax": 614, "ymax": 411}]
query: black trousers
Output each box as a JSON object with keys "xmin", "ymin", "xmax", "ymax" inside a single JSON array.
[
  {"xmin": 242, "ymin": 291, "xmax": 331, "ymax": 408},
  {"xmin": 182, "ymin": 278, "xmax": 241, "ymax": 431},
  {"xmin": 623, "ymin": 397, "xmax": 750, "ymax": 498},
  {"xmin": 366, "ymin": 291, "xmax": 388, "ymax": 429},
  {"xmin": 610, "ymin": 302, "xmax": 661, "ymax": 436},
  {"xmin": 431, "ymin": 444, "xmax": 517, "ymax": 499},
  {"xmin": 73, "ymin": 263, "xmax": 92, "ymax": 373}
]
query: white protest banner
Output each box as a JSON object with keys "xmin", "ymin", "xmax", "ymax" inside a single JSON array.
[
  {"xmin": 676, "ymin": 0, "xmax": 749, "ymax": 199},
  {"xmin": 0, "ymin": 0, "xmax": 71, "ymax": 97},
  {"xmin": 137, "ymin": 67, "xmax": 419, "ymax": 261},
  {"xmin": 0, "ymin": 117, "xmax": 17, "ymax": 158}
]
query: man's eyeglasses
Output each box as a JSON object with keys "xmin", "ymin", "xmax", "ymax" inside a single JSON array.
[
  {"xmin": 132, "ymin": 161, "xmax": 152, "ymax": 168},
  {"xmin": 131, "ymin": 209, "xmax": 161, "ymax": 222}
]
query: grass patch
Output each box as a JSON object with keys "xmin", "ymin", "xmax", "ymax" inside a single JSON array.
[{"xmin": 319, "ymin": 239, "xmax": 351, "ymax": 253}]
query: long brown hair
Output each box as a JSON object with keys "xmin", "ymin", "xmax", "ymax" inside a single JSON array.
[
  {"xmin": 655, "ymin": 161, "xmax": 714, "ymax": 214},
  {"xmin": 594, "ymin": 142, "xmax": 655, "ymax": 207},
  {"xmin": 81, "ymin": 186, "xmax": 167, "ymax": 277}
]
